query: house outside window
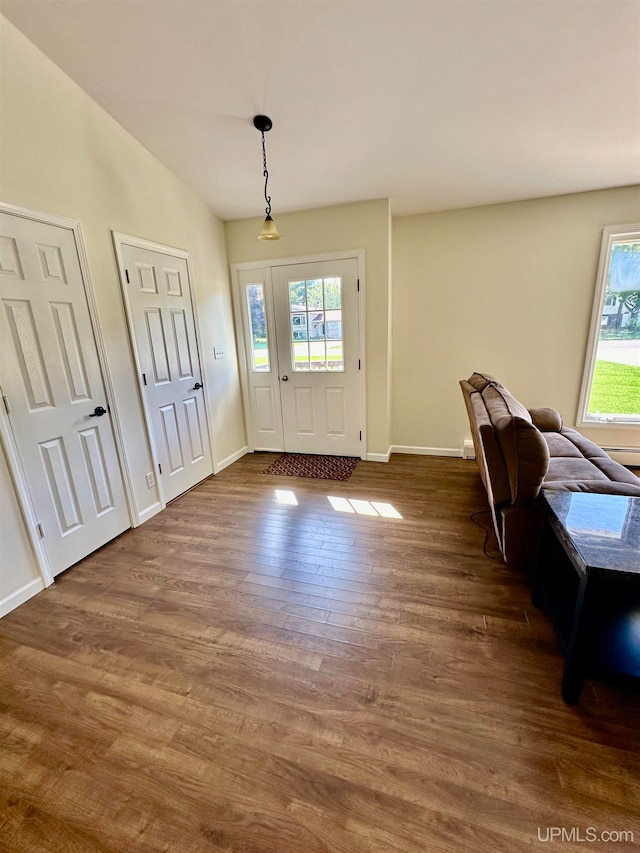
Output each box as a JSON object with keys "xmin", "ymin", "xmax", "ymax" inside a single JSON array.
[{"xmin": 291, "ymin": 313, "xmax": 308, "ymax": 341}]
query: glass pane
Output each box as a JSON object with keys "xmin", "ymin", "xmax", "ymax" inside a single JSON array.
[
  {"xmin": 324, "ymin": 277, "xmax": 341, "ymax": 309},
  {"xmin": 293, "ymin": 340, "xmax": 310, "ymax": 370},
  {"xmin": 325, "ymin": 313, "xmax": 342, "ymax": 340},
  {"xmin": 289, "ymin": 281, "xmax": 306, "ymax": 311},
  {"xmin": 291, "ymin": 314, "xmax": 308, "ymax": 341},
  {"xmin": 327, "ymin": 340, "xmax": 344, "ymax": 370},
  {"xmin": 309, "ymin": 340, "xmax": 327, "ymax": 370},
  {"xmin": 246, "ymin": 283, "xmax": 270, "ymax": 372},
  {"xmin": 309, "ymin": 311, "xmax": 325, "ymax": 341},
  {"xmin": 587, "ymin": 239, "xmax": 640, "ymax": 418},
  {"xmin": 306, "ymin": 279, "xmax": 323, "ymax": 310}
]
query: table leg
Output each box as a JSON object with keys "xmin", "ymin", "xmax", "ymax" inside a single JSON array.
[{"xmin": 561, "ymin": 576, "xmax": 589, "ymax": 704}]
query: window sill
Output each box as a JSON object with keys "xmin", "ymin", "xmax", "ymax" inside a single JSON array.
[{"xmin": 577, "ymin": 417, "xmax": 640, "ymax": 429}]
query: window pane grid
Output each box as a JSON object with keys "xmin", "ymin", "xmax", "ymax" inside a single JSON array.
[{"xmin": 288, "ymin": 277, "xmax": 344, "ymax": 371}]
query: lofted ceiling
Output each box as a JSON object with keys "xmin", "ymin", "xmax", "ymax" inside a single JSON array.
[{"xmin": 1, "ymin": 0, "xmax": 639, "ymax": 221}]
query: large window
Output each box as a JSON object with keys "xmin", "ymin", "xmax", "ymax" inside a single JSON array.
[{"xmin": 578, "ymin": 225, "xmax": 640, "ymax": 426}]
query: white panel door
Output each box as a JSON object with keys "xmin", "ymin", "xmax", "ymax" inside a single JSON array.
[
  {"xmin": 272, "ymin": 259, "xmax": 361, "ymax": 456},
  {"xmin": 119, "ymin": 241, "xmax": 213, "ymax": 502},
  {"xmin": 0, "ymin": 212, "xmax": 129, "ymax": 576}
]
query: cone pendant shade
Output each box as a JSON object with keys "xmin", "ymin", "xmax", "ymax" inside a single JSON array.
[{"xmin": 258, "ymin": 214, "xmax": 282, "ymax": 241}]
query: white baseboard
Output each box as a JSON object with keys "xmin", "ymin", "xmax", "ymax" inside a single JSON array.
[
  {"xmin": 390, "ymin": 445, "xmax": 464, "ymax": 458},
  {"xmin": 215, "ymin": 446, "xmax": 249, "ymax": 473},
  {"xmin": 366, "ymin": 449, "xmax": 391, "ymax": 463},
  {"xmin": 603, "ymin": 447, "xmax": 640, "ymax": 468},
  {"xmin": 462, "ymin": 439, "xmax": 476, "ymax": 460},
  {"xmin": 137, "ymin": 501, "xmax": 163, "ymax": 525},
  {"xmin": 0, "ymin": 578, "xmax": 45, "ymax": 618}
]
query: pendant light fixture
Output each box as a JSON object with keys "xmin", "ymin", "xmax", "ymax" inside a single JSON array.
[{"xmin": 253, "ymin": 115, "xmax": 282, "ymax": 241}]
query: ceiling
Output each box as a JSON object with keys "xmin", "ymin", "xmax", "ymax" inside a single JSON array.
[{"xmin": 2, "ymin": 0, "xmax": 639, "ymax": 221}]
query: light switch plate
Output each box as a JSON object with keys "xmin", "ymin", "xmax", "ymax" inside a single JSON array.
[{"xmin": 214, "ymin": 347, "xmax": 224, "ymax": 359}]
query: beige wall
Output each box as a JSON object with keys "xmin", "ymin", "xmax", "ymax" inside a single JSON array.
[
  {"xmin": 224, "ymin": 200, "xmax": 393, "ymax": 457},
  {"xmin": 392, "ymin": 186, "xmax": 640, "ymax": 454},
  {"xmin": 0, "ymin": 17, "xmax": 246, "ymax": 609}
]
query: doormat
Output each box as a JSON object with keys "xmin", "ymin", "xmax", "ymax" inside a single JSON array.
[{"xmin": 261, "ymin": 453, "xmax": 359, "ymax": 481}]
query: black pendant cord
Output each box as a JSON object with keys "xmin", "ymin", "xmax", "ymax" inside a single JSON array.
[{"xmin": 261, "ymin": 131, "xmax": 272, "ymax": 217}]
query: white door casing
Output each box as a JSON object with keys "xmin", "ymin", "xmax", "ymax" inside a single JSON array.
[
  {"xmin": 115, "ymin": 237, "xmax": 213, "ymax": 504},
  {"xmin": 233, "ymin": 253, "xmax": 365, "ymax": 458},
  {"xmin": 0, "ymin": 210, "xmax": 130, "ymax": 577}
]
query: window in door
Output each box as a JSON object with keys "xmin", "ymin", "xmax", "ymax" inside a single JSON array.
[
  {"xmin": 246, "ymin": 283, "xmax": 270, "ymax": 372},
  {"xmin": 288, "ymin": 277, "xmax": 344, "ymax": 371},
  {"xmin": 578, "ymin": 225, "xmax": 640, "ymax": 425}
]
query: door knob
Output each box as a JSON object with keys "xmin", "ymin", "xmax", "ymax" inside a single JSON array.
[
  {"xmin": 280, "ymin": 375, "xmax": 289, "ymax": 382},
  {"xmin": 191, "ymin": 382, "xmax": 203, "ymax": 390},
  {"xmin": 89, "ymin": 405, "xmax": 107, "ymax": 417}
]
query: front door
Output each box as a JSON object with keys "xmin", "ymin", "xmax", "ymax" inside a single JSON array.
[
  {"xmin": 271, "ymin": 258, "xmax": 361, "ymax": 456},
  {"xmin": 117, "ymin": 239, "xmax": 213, "ymax": 503},
  {"xmin": 0, "ymin": 211, "xmax": 130, "ymax": 576}
]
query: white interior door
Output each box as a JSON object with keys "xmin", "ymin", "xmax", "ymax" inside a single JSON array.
[
  {"xmin": 118, "ymin": 239, "xmax": 213, "ymax": 503},
  {"xmin": 272, "ymin": 258, "xmax": 362, "ymax": 456},
  {"xmin": 0, "ymin": 211, "xmax": 130, "ymax": 576}
]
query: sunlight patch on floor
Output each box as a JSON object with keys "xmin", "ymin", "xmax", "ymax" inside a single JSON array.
[
  {"xmin": 327, "ymin": 496, "xmax": 403, "ymax": 518},
  {"xmin": 275, "ymin": 489, "xmax": 298, "ymax": 505}
]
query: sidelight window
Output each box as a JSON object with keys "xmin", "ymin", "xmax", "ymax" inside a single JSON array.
[{"xmin": 246, "ymin": 283, "xmax": 270, "ymax": 371}]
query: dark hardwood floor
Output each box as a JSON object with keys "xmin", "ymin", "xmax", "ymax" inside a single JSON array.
[{"xmin": 1, "ymin": 453, "xmax": 639, "ymax": 852}]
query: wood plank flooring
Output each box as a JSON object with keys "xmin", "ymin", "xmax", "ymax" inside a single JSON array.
[{"xmin": 1, "ymin": 453, "xmax": 639, "ymax": 852}]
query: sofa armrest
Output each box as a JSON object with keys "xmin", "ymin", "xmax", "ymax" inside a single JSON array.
[{"xmin": 528, "ymin": 407, "xmax": 563, "ymax": 432}]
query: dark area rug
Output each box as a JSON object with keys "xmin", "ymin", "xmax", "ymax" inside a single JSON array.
[{"xmin": 261, "ymin": 453, "xmax": 359, "ymax": 481}]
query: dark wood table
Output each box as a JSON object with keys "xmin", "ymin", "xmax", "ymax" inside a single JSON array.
[{"xmin": 534, "ymin": 490, "xmax": 640, "ymax": 703}]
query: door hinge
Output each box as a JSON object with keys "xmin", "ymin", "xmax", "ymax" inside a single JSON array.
[
  {"xmin": 36, "ymin": 522, "xmax": 45, "ymax": 539},
  {"xmin": 142, "ymin": 373, "xmax": 147, "ymax": 386},
  {"xmin": 357, "ymin": 278, "xmax": 360, "ymax": 292},
  {"xmin": 358, "ymin": 359, "xmax": 361, "ymax": 370},
  {"xmin": 359, "ymin": 431, "xmax": 362, "ymax": 441},
  {"xmin": 125, "ymin": 269, "xmax": 130, "ymax": 284},
  {"xmin": 158, "ymin": 463, "xmax": 162, "ymax": 474},
  {"xmin": 2, "ymin": 395, "xmax": 9, "ymax": 415}
]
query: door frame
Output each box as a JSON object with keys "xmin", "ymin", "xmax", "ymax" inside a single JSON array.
[
  {"xmin": 112, "ymin": 232, "xmax": 217, "ymax": 511},
  {"xmin": 231, "ymin": 250, "xmax": 367, "ymax": 458},
  {"xmin": 0, "ymin": 201, "xmax": 137, "ymax": 587}
]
